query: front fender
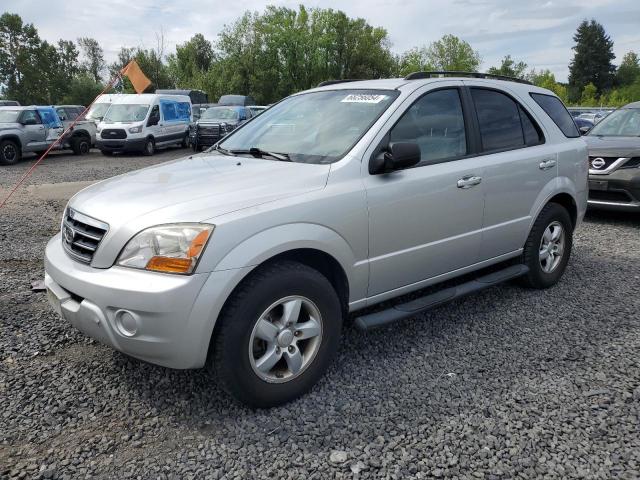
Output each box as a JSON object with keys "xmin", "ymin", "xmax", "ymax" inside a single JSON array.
[{"xmin": 198, "ymin": 222, "xmax": 367, "ymax": 303}]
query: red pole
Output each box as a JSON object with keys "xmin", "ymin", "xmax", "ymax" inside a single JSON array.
[{"xmin": 0, "ymin": 75, "xmax": 120, "ymax": 209}]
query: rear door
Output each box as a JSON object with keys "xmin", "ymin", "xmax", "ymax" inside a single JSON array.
[
  {"xmin": 363, "ymin": 82, "xmax": 486, "ymax": 296},
  {"xmin": 463, "ymin": 84, "xmax": 557, "ymax": 260}
]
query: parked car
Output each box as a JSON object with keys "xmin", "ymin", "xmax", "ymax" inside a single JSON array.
[
  {"xmin": 84, "ymin": 93, "xmax": 128, "ymax": 125},
  {"xmin": 44, "ymin": 74, "xmax": 587, "ymax": 407},
  {"xmin": 574, "ymin": 116, "xmax": 594, "ymax": 135},
  {"xmin": 248, "ymin": 105, "xmax": 268, "ymax": 117},
  {"xmin": 584, "ymin": 101, "xmax": 640, "ymax": 210},
  {"xmin": 218, "ymin": 94, "xmax": 256, "ymax": 106},
  {"xmin": 0, "ymin": 100, "xmax": 20, "ymax": 106},
  {"xmin": 156, "ymin": 89, "xmax": 208, "ymax": 105},
  {"xmin": 578, "ymin": 112, "xmax": 608, "ymax": 124},
  {"xmin": 191, "ymin": 105, "xmax": 253, "ymax": 151},
  {"xmin": 54, "ymin": 105, "xmax": 97, "ymax": 155},
  {"xmin": 0, "ymin": 105, "xmax": 90, "ymax": 165},
  {"xmin": 96, "ymin": 93, "xmax": 191, "ymax": 156}
]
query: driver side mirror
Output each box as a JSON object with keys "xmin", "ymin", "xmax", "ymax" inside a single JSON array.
[
  {"xmin": 579, "ymin": 126, "xmax": 591, "ymax": 135},
  {"xmin": 369, "ymin": 142, "xmax": 421, "ymax": 174}
]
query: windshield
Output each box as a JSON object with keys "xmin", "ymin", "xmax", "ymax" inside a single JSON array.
[
  {"xmin": 201, "ymin": 107, "xmax": 239, "ymax": 121},
  {"xmin": 103, "ymin": 104, "xmax": 150, "ymax": 123},
  {"xmin": 0, "ymin": 109, "xmax": 20, "ymax": 123},
  {"xmin": 86, "ymin": 103, "xmax": 110, "ymax": 121},
  {"xmin": 589, "ymin": 108, "xmax": 640, "ymax": 136},
  {"xmin": 220, "ymin": 89, "xmax": 399, "ymax": 164}
]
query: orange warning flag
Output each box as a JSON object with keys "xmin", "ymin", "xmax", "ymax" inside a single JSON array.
[{"xmin": 120, "ymin": 60, "xmax": 151, "ymax": 94}]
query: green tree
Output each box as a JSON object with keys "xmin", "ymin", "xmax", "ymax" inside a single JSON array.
[
  {"xmin": 396, "ymin": 47, "xmax": 432, "ymax": 77},
  {"xmin": 529, "ymin": 69, "xmax": 569, "ymax": 103},
  {"xmin": 616, "ymin": 51, "xmax": 640, "ymax": 87},
  {"xmin": 78, "ymin": 37, "xmax": 105, "ymax": 83},
  {"xmin": 487, "ymin": 55, "xmax": 527, "ymax": 79},
  {"xmin": 580, "ymin": 82, "xmax": 598, "ymax": 105},
  {"xmin": 167, "ymin": 34, "xmax": 214, "ymax": 88},
  {"xmin": 60, "ymin": 73, "xmax": 103, "ymax": 105},
  {"xmin": 424, "ymin": 34, "xmax": 481, "ymax": 72},
  {"xmin": 568, "ymin": 19, "xmax": 615, "ymax": 101}
]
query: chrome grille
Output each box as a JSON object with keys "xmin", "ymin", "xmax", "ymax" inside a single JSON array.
[{"xmin": 61, "ymin": 208, "xmax": 108, "ymax": 264}]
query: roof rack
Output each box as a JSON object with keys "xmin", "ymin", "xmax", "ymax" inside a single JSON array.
[
  {"xmin": 404, "ymin": 71, "xmax": 532, "ymax": 85},
  {"xmin": 317, "ymin": 79, "xmax": 360, "ymax": 87}
]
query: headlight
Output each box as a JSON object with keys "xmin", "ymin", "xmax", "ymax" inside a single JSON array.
[
  {"xmin": 117, "ymin": 224, "xmax": 214, "ymax": 274},
  {"xmin": 128, "ymin": 125, "xmax": 143, "ymax": 134}
]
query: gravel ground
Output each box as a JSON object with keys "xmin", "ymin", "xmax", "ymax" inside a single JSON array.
[{"xmin": 1, "ymin": 149, "xmax": 640, "ymax": 479}]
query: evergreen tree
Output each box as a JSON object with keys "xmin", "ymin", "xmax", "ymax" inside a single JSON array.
[{"xmin": 568, "ymin": 19, "xmax": 615, "ymax": 102}]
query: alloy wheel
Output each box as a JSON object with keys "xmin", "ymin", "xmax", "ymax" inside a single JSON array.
[
  {"xmin": 539, "ymin": 221, "xmax": 565, "ymax": 273},
  {"xmin": 248, "ymin": 295, "xmax": 323, "ymax": 383}
]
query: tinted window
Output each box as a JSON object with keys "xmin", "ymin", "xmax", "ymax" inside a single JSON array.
[
  {"xmin": 389, "ymin": 88, "xmax": 467, "ymax": 164},
  {"xmin": 530, "ymin": 93, "xmax": 579, "ymax": 138},
  {"xmin": 472, "ymin": 89, "xmax": 524, "ymax": 151},
  {"xmin": 65, "ymin": 108, "xmax": 79, "ymax": 120},
  {"xmin": 519, "ymin": 105, "xmax": 544, "ymax": 146},
  {"xmin": 21, "ymin": 110, "xmax": 41, "ymax": 124}
]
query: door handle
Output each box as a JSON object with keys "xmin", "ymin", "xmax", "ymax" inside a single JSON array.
[
  {"xmin": 457, "ymin": 176, "xmax": 482, "ymax": 189},
  {"xmin": 539, "ymin": 159, "xmax": 556, "ymax": 170},
  {"xmin": 38, "ymin": 126, "xmax": 45, "ymax": 130}
]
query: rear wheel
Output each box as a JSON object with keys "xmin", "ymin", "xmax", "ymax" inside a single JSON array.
[
  {"xmin": 519, "ymin": 203, "xmax": 573, "ymax": 289},
  {"xmin": 181, "ymin": 133, "xmax": 190, "ymax": 148},
  {"xmin": 0, "ymin": 140, "xmax": 21, "ymax": 165},
  {"xmin": 213, "ymin": 261, "xmax": 342, "ymax": 408},
  {"xmin": 71, "ymin": 135, "xmax": 91, "ymax": 155},
  {"xmin": 143, "ymin": 138, "xmax": 155, "ymax": 156}
]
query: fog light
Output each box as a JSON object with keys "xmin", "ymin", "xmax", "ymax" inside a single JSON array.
[{"xmin": 115, "ymin": 310, "xmax": 139, "ymax": 337}]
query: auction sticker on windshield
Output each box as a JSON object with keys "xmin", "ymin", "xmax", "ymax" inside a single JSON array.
[{"xmin": 341, "ymin": 94, "xmax": 388, "ymax": 103}]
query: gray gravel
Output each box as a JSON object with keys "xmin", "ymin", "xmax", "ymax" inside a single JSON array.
[{"xmin": 1, "ymin": 149, "xmax": 640, "ymax": 479}]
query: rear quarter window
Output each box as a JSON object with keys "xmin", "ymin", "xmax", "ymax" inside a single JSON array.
[{"xmin": 530, "ymin": 93, "xmax": 579, "ymax": 138}]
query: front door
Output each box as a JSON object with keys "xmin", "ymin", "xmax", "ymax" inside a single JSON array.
[
  {"xmin": 363, "ymin": 84, "xmax": 485, "ymax": 297},
  {"xmin": 20, "ymin": 110, "xmax": 47, "ymax": 151}
]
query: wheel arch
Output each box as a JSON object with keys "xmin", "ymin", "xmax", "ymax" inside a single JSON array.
[{"xmin": 1, "ymin": 135, "xmax": 22, "ymax": 149}]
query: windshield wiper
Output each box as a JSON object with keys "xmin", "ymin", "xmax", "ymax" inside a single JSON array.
[
  {"xmin": 231, "ymin": 147, "xmax": 291, "ymax": 161},
  {"xmin": 209, "ymin": 144, "xmax": 233, "ymax": 155}
]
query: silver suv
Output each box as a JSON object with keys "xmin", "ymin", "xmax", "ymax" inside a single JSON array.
[{"xmin": 45, "ymin": 73, "xmax": 588, "ymax": 407}]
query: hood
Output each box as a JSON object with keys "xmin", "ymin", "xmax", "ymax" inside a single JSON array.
[
  {"xmin": 69, "ymin": 153, "xmax": 330, "ymax": 268},
  {"xmin": 70, "ymin": 153, "xmax": 330, "ymax": 227},
  {"xmin": 584, "ymin": 135, "xmax": 640, "ymax": 158}
]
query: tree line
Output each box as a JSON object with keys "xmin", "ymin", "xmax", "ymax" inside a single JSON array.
[{"xmin": 1, "ymin": 8, "xmax": 639, "ymax": 107}]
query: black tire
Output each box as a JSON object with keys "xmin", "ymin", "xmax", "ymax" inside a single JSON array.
[
  {"xmin": 0, "ymin": 140, "xmax": 21, "ymax": 166},
  {"xmin": 100, "ymin": 150, "xmax": 114, "ymax": 157},
  {"xmin": 143, "ymin": 138, "xmax": 155, "ymax": 156},
  {"xmin": 213, "ymin": 261, "xmax": 343, "ymax": 408},
  {"xmin": 519, "ymin": 202, "xmax": 573, "ymax": 289},
  {"xmin": 181, "ymin": 133, "xmax": 189, "ymax": 148},
  {"xmin": 71, "ymin": 135, "xmax": 91, "ymax": 155}
]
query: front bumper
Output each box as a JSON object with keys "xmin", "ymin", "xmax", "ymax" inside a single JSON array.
[
  {"xmin": 44, "ymin": 234, "xmax": 251, "ymax": 369},
  {"xmin": 588, "ymin": 168, "xmax": 640, "ymax": 211},
  {"xmin": 96, "ymin": 138, "xmax": 146, "ymax": 153}
]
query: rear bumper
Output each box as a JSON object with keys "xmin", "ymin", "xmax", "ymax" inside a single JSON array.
[
  {"xmin": 588, "ymin": 169, "xmax": 640, "ymax": 211},
  {"xmin": 96, "ymin": 138, "xmax": 146, "ymax": 153},
  {"xmin": 44, "ymin": 234, "xmax": 252, "ymax": 369}
]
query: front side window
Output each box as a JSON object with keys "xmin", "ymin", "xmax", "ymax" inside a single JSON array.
[
  {"xmin": 21, "ymin": 110, "xmax": 42, "ymax": 124},
  {"xmin": 220, "ymin": 89, "xmax": 399, "ymax": 164},
  {"xmin": 530, "ymin": 93, "xmax": 579, "ymax": 138},
  {"xmin": 389, "ymin": 88, "xmax": 467, "ymax": 164},
  {"xmin": 103, "ymin": 104, "xmax": 150, "ymax": 123},
  {"xmin": 588, "ymin": 108, "xmax": 640, "ymax": 136},
  {"xmin": 472, "ymin": 89, "xmax": 524, "ymax": 151}
]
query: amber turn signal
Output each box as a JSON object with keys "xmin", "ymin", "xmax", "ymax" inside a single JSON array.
[{"xmin": 146, "ymin": 256, "xmax": 193, "ymax": 273}]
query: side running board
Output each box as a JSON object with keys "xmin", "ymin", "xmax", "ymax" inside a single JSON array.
[{"xmin": 354, "ymin": 264, "xmax": 529, "ymax": 331}]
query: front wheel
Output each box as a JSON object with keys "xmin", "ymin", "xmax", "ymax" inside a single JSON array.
[
  {"xmin": 71, "ymin": 136, "xmax": 91, "ymax": 155},
  {"xmin": 143, "ymin": 138, "xmax": 155, "ymax": 156},
  {"xmin": 519, "ymin": 203, "xmax": 573, "ymax": 289},
  {"xmin": 212, "ymin": 261, "xmax": 342, "ymax": 408},
  {"xmin": 0, "ymin": 140, "xmax": 21, "ymax": 165}
]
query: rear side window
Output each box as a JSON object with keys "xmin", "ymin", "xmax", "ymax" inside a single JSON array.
[
  {"xmin": 519, "ymin": 106, "xmax": 544, "ymax": 146},
  {"xmin": 471, "ymin": 88, "xmax": 524, "ymax": 151},
  {"xmin": 530, "ymin": 93, "xmax": 579, "ymax": 138}
]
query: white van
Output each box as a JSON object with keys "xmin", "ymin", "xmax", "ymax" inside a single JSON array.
[
  {"xmin": 96, "ymin": 94, "xmax": 191, "ymax": 156},
  {"xmin": 85, "ymin": 93, "xmax": 127, "ymax": 124}
]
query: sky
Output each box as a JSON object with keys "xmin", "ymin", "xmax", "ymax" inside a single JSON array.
[{"xmin": 5, "ymin": 0, "xmax": 640, "ymax": 82}]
